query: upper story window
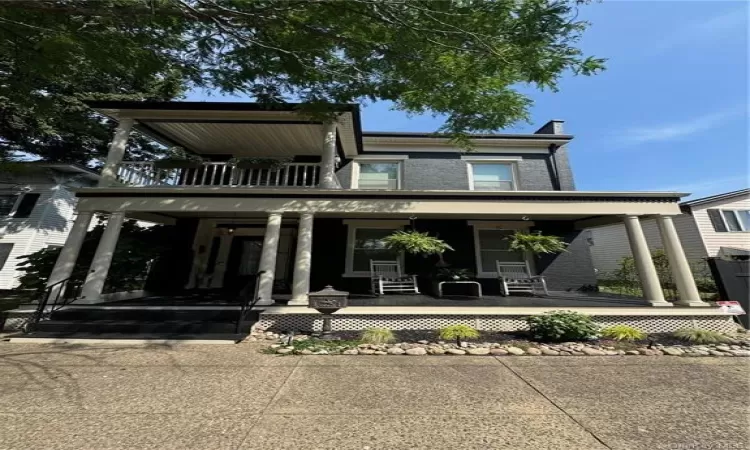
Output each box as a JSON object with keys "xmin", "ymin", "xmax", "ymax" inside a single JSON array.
[
  {"xmin": 721, "ymin": 209, "xmax": 750, "ymax": 232},
  {"xmin": 351, "ymin": 157, "xmax": 406, "ymax": 190},
  {"xmin": 0, "ymin": 193, "xmax": 40, "ymax": 218},
  {"xmin": 466, "ymin": 161, "xmax": 517, "ymax": 191}
]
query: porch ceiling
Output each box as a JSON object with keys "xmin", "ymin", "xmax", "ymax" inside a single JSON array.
[{"xmin": 85, "ymin": 101, "xmax": 362, "ymax": 157}]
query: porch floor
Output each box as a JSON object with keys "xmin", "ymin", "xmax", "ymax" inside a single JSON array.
[
  {"xmin": 101, "ymin": 290, "xmax": 651, "ymax": 308},
  {"xmin": 344, "ymin": 291, "xmax": 650, "ymax": 308}
]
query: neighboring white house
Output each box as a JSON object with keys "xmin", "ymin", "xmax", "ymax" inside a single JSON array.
[
  {"xmin": 588, "ymin": 188, "xmax": 750, "ymax": 276},
  {"xmin": 0, "ymin": 163, "xmax": 99, "ymax": 289}
]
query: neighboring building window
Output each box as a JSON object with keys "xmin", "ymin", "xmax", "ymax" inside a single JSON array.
[
  {"xmin": 357, "ymin": 162, "xmax": 400, "ymax": 189},
  {"xmin": 469, "ymin": 163, "xmax": 516, "ymax": 191},
  {"xmin": 474, "ymin": 228, "xmax": 525, "ymax": 276},
  {"xmin": 0, "ymin": 194, "xmax": 19, "ymax": 216},
  {"xmin": 13, "ymin": 193, "xmax": 40, "ymax": 219},
  {"xmin": 722, "ymin": 209, "xmax": 750, "ymax": 232},
  {"xmin": 0, "ymin": 243, "xmax": 13, "ymax": 271}
]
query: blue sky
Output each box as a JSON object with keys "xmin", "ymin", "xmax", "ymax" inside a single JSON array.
[{"xmin": 189, "ymin": 1, "xmax": 749, "ymax": 199}]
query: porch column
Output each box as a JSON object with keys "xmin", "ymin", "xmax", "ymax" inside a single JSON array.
[
  {"xmin": 623, "ymin": 215, "xmax": 671, "ymax": 307},
  {"xmin": 656, "ymin": 215, "xmax": 708, "ymax": 306},
  {"xmin": 80, "ymin": 212, "xmax": 126, "ymax": 301},
  {"xmin": 319, "ymin": 122, "xmax": 338, "ymax": 189},
  {"xmin": 256, "ymin": 212, "xmax": 283, "ymax": 305},
  {"xmin": 289, "ymin": 213, "xmax": 314, "ymax": 305},
  {"xmin": 99, "ymin": 118, "xmax": 135, "ymax": 187},
  {"xmin": 45, "ymin": 211, "xmax": 94, "ymax": 300}
]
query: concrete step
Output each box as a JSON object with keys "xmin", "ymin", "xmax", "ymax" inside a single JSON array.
[{"xmin": 32, "ymin": 319, "xmax": 255, "ymax": 336}]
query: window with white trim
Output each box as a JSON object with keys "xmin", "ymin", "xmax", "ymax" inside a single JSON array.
[
  {"xmin": 0, "ymin": 194, "xmax": 19, "ymax": 216},
  {"xmin": 468, "ymin": 163, "xmax": 516, "ymax": 191},
  {"xmin": 357, "ymin": 162, "xmax": 401, "ymax": 190},
  {"xmin": 722, "ymin": 209, "xmax": 750, "ymax": 232},
  {"xmin": 350, "ymin": 228, "xmax": 401, "ymax": 272},
  {"xmin": 474, "ymin": 229, "xmax": 525, "ymax": 275}
]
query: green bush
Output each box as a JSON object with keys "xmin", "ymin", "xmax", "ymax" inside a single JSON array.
[
  {"xmin": 600, "ymin": 325, "xmax": 646, "ymax": 342},
  {"xmin": 360, "ymin": 328, "xmax": 396, "ymax": 344},
  {"xmin": 438, "ymin": 324, "xmax": 480, "ymax": 345},
  {"xmin": 673, "ymin": 328, "xmax": 731, "ymax": 345},
  {"xmin": 526, "ymin": 310, "xmax": 599, "ymax": 342}
]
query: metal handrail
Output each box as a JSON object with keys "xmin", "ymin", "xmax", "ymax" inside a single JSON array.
[
  {"xmin": 23, "ymin": 276, "xmax": 82, "ymax": 333},
  {"xmin": 234, "ymin": 271, "xmax": 266, "ymax": 336}
]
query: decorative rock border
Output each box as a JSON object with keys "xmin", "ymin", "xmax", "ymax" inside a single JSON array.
[{"xmin": 248, "ymin": 331, "xmax": 750, "ymax": 357}]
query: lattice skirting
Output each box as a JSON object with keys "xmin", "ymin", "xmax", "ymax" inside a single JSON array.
[{"xmin": 255, "ymin": 314, "xmax": 737, "ymax": 334}]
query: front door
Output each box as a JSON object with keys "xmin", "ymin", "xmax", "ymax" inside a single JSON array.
[{"xmin": 223, "ymin": 237, "xmax": 264, "ymax": 296}]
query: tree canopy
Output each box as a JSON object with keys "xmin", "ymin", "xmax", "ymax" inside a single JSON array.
[{"xmin": 0, "ymin": 0, "xmax": 604, "ymax": 164}]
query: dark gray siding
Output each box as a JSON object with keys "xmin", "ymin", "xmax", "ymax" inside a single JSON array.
[
  {"xmin": 532, "ymin": 221, "xmax": 597, "ymax": 291},
  {"xmin": 335, "ymin": 150, "xmax": 576, "ymax": 191}
]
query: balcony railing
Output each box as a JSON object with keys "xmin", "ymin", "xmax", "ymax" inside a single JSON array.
[{"xmin": 116, "ymin": 161, "xmax": 321, "ymax": 188}]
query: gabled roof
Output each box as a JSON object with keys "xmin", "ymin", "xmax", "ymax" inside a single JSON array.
[{"xmin": 680, "ymin": 188, "xmax": 750, "ymax": 208}]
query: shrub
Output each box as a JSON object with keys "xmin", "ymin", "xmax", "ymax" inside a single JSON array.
[
  {"xmin": 601, "ymin": 325, "xmax": 646, "ymax": 342},
  {"xmin": 438, "ymin": 324, "xmax": 480, "ymax": 345},
  {"xmin": 526, "ymin": 310, "xmax": 599, "ymax": 342},
  {"xmin": 673, "ymin": 328, "xmax": 731, "ymax": 345},
  {"xmin": 360, "ymin": 328, "xmax": 396, "ymax": 344}
]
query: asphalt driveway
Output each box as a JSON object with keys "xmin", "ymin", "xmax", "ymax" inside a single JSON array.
[{"xmin": 0, "ymin": 342, "xmax": 747, "ymax": 450}]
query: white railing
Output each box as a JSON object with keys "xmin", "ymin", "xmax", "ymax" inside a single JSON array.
[{"xmin": 116, "ymin": 161, "xmax": 321, "ymax": 188}]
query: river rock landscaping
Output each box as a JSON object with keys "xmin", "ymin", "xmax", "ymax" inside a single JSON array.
[{"xmin": 249, "ymin": 328, "xmax": 750, "ymax": 357}]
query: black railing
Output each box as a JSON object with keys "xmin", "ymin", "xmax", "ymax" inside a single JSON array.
[
  {"xmin": 23, "ymin": 277, "xmax": 83, "ymax": 333},
  {"xmin": 234, "ymin": 271, "xmax": 265, "ymax": 336}
]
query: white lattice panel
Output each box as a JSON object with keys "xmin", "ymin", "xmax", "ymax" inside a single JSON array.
[{"xmin": 256, "ymin": 314, "xmax": 737, "ymax": 334}]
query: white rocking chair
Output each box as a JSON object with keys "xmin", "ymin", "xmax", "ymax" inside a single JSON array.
[
  {"xmin": 496, "ymin": 261, "xmax": 548, "ymax": 296},
  {"xmin": 370, "ymin": 260, "xmax": 420, "ymax": 295}
]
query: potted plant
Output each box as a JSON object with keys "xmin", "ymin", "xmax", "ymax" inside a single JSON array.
[
  {"xmin": 153, "ymin": 147, "xmax": 204, "ymax": 169},
  {"xmin": 382, "ymin": 230, "xmax": 454, "ymax": 257},
  {"xmin": 228, "ymin": 156, "xmax": 293, "ymax": 170},
  {"xmin": 434, "ymin": 267, "xmax": 475, "ymax": 281},
  {"xmin": 505, "ymin": 231, "xmax": 568, "ymax": 254}
]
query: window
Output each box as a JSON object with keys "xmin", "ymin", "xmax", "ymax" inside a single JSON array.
[
  {"xmin": 473, "ymin": 228, "xmax": 525, "ymax": 276},
  {"xmin": 13, "ymin": 193, "xmax": 40, "ymax": 218},
  {"xmin": 356, "ymin": 162, "xmax": 401, "ymax": 189},
  {"xmin": 0, "ymin": 243, "xmax": 13, "ymax": 271},
  {"xmin": 344, "ymin": 221, "xmax": 406, "ymax": 276},
  {"xmin": 469, "ymin": 163, "xmax": 516, "ymax": 191},
  {"xmin": 722, "ymin": 209, "xmax": 750, "ymax": 232},
  {"xmin": 0, "ymin": 195, "xmax": 19, "ymax": 216}
]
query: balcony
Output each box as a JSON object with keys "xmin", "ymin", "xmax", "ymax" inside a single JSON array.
[{"xmin": 116, "ymin": 161, "xmax": 321, "ymax": 188}]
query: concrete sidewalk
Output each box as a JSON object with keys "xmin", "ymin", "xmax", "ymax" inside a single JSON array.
[{"xmin": 0, "ymin": 342, "xmax": 747, "ymax": 449}]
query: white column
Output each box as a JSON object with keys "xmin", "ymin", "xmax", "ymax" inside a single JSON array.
[
  {"xmin": 99, "ymin": 118, "xmax": 135, "ymax": 187},
  {"xmin": 657, "ymin": 215, "xmax": 708, "ymax": 306},
  {"xmin": 319, "ymin": 122, "xmax": 338, "ymax": 189},
  {"xmin": 623, "ymin": 215, "xmax": 671, "ymax": 307},
  {"xmin": 289, "ymin": 213, "xmax": 314, "ymax": 305},
  {"xmin": 256, "ymin": 213, "xmax": 283, "ymax": 305},
  {"xmin": 80, "ymin": 212, "xmax": 126, "ymax": 301},
  {"xmin": 45, "ymin": 211, "xmax": 94, "ymax": 299}
]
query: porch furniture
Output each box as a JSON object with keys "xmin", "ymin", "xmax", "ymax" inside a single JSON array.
[
  {"xmin": 437, "ymin": 280, "xmax": 482, "ymax": 298},
  {"xmin": 496, "ymin": 261, "xmax": 548, "ymax": 296},
  {"xmin": 370, "ymin": 260, "xmax": 420, "ymax": 295}
]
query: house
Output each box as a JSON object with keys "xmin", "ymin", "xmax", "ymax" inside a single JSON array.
[
  {"xmin": 588, "ymin": 188, "xmax": 750, "ymax": 277},
  {"xmin": 16, "ymin": 101, "xmax": 737, "ymax": 336},
  {"xmin": 0, "ymin": 164, "xmax": 99, "ymax": 290}
]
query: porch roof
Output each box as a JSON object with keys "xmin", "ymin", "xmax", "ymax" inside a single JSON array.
[
  {"xmin": 85, "ymin": 100, "xmax": 363, "ymax": 157},
  {"xmin": 74, "ymin": 187, "xmax": 686, "ymax": 227}
]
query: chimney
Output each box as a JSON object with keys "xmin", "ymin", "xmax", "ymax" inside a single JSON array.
[{"xmin": 534, "ymin": 120, "xmax": 565, "ymax": 135}]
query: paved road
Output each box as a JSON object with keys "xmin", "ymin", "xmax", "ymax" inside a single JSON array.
[{"xmin": 0, "ymin": 342, "xmax": 748, "ymax": 450}]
